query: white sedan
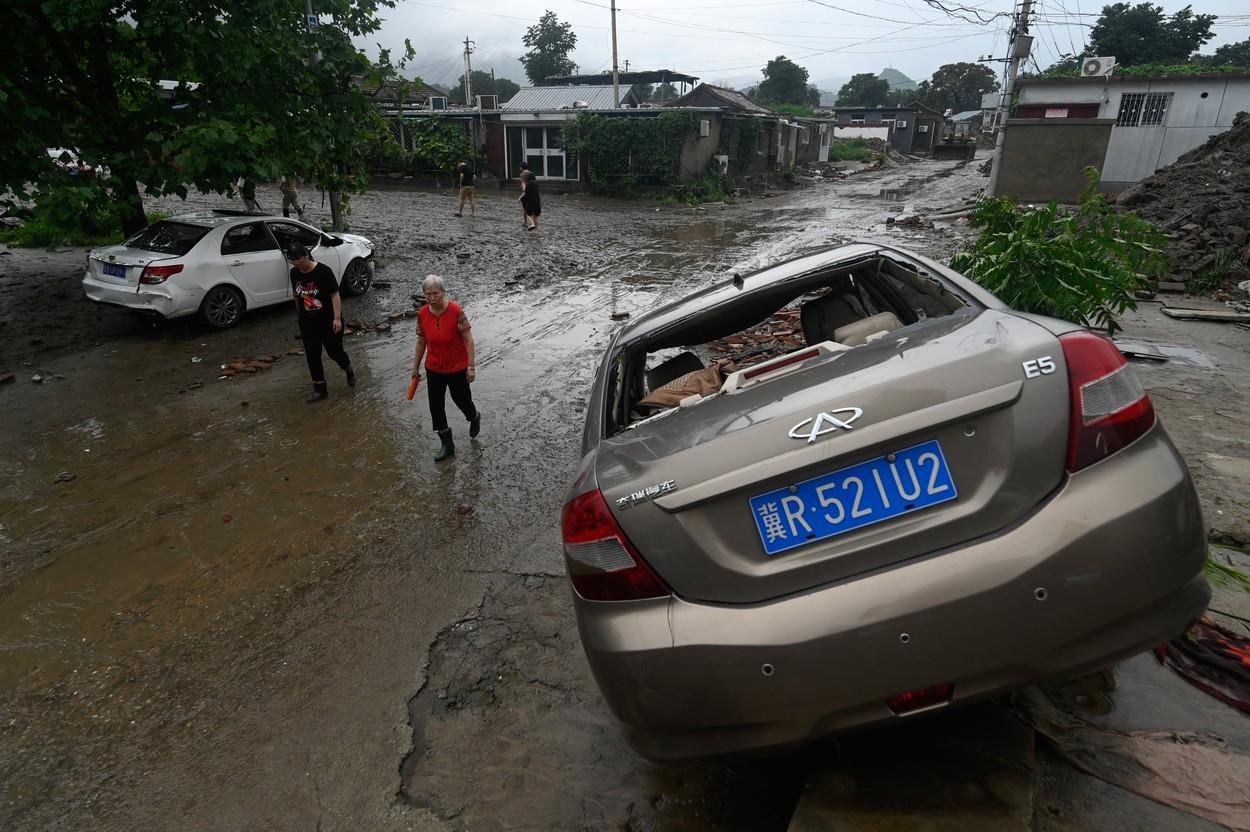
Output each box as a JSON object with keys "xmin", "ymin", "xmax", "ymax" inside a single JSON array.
[{"xmin": 82, "ymin": 210, "xmax": 375, "ymax": 329}]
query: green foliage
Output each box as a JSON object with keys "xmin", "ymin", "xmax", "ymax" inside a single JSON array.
[
  {"xmin": 1206, "ymin": 550, "xmax": 1250, "ymax": 591},
  {"xmin": 521, "ymin": 11, "xmax": 578, "ymax": 84},
  {"xmin": 1088, "ymin": 2, "xmax": 1216, "ymax": 66},
  {"xmin": 455, "ymin": 70, "xmax": 521, "ymax": 103},
  {"xmin": 1189, "ymin": 248, "xmax": 1238, "ymax": 294},
  {"xmin": 949, "ymin": 169, "xmax": 1167, "ymax": 335},
  {"xmin": 758, "ymin": 56, "xmax": 812, "ymax": 106},
  {"xmin": 404, "ymin": 119, "xmax": 475, "ymax": 174},
  {"xmin": 1027, "ymin": 60, "xmax": 1243, "ymax": 79},
  {"xmin": 1210, "ymin": 38, "xmax": 1250, "ymax": 68},
  {"xmin": 563, "ymin": 112, "xmax": 697, "ymax": 193},
  {"xmin": 770, "ymin": 103, "xmax": 818, "ymax": 117},
  {"xmin": 0, "ymin": 180, "xmax": 172, "ymax": 248},
  {"xmin": 837, "ymin": 73, "xmax": 891, "ymax": 106},
  {"xmin": 0, "ymin": 0, "xmax": 408, "ymax": 235},
  {"xmin": 717, "ymin": 116, "xmax": 762, "ymax": 174},
  {"xmin": 826, "ymin": 138, "xmax": 877, "ymax": 162},
  {"xmin": 916, "ymin": 62, "xmax": 999, "ymax": 113},
  {"xmin": 671, "ymin": 171, "xmax": 732, "ymax": 205}
]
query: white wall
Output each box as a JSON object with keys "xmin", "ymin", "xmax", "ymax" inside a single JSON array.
[
  {"xmin": 831, "ymin": 125, "xmax": 890, "ymax": 141},
  {"xmin": 1018, "ymin": 76, "xmax": 1250, "ymax": 188}
]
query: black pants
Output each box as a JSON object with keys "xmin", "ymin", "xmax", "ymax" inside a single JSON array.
[
  {"xmin": 299, "ymin": 314, "xmax": 351, "ymax": 387},
  {"xmin": 426, "ymin": 368, "xmax": 477, "ymax": 432}
]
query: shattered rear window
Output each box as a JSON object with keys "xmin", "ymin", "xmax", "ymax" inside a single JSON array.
[{"xmin": 122, "ymin": 221, "xmax": 209, "ymax": 256}]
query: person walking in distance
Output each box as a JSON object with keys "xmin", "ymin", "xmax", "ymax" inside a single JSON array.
[
  {"xmin": 279, "ymin": 175, "xmax": 305, "ymax": 220},
  {"xmin": 238, "ymin": 177, "xmax": 261, "ymax": 213},
  {"xmin": 411, "ymin": 275, "xmax": 480, "ymax": 462},
  {"xmin": 454, "ymin": 161, "xmax": 476, "ymax": 217},
  {"xmin": 518, "ymin": 162, "xmax": 541, "ymax": 231},
  {"xmin": 289, "ymin": 244, "xmax": 356, "ymax": 403}
]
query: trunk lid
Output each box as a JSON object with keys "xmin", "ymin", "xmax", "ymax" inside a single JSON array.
[
  {"xmin": 87, "ymin": 245, "xmax": 174, "ymax": 289},
  {"xmin": 596, "ymin": 309, "xmax": 1070, "ymax": 604}
]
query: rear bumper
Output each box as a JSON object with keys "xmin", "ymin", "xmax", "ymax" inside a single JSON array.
[
  {"xmin": 81, "ymin": 273, "xmax": 192, "ymax": 319},
  {"xmin": 573, "ymin": 425, "xmax": 1209, "ymax": 760}
]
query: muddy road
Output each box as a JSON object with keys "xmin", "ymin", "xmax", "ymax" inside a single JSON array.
[{"xmin": 6, "ymin": 159, "xmax": 1229, "ymax": 832}]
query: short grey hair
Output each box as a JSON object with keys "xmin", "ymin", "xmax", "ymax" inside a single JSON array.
[{"xmin": 422, "ymin": 274, "xmax": 446, "ymax": 293}]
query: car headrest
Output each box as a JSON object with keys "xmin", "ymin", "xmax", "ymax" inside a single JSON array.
[
  {"xmin": 800, "ymin": 293, "xmax": 867, "ymax": 345},
  {"xmin": 834, "ymin": 311, "xmax": 903, "ymax": 346}
]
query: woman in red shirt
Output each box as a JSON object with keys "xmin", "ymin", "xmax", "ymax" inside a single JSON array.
[{"xmin": 411, "ymin": 275, "xmax": 480, "ymax": 461}]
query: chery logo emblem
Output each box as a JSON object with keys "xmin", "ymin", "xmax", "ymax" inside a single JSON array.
[{"xmin": 788, "ymin": 408, "xmax": 864, "ymax": 443}]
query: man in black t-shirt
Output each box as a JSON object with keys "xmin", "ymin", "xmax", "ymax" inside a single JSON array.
[
  {"xmin": 288, "ymin": 244, "xmax": 356, "ymax": 402},
  {"xmin": 454, "ymin": 161, "xmax": 476, "ymax": 217}
]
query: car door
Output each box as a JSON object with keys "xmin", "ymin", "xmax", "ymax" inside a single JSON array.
[
  {"xmin": 221, "ymin": 222, "xmax": 288, "ymax": 305},
  {"xmin": 267, "ymin": 220, "xmax": 341, "ymax": 276}
]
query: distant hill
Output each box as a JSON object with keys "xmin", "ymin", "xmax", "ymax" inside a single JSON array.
[
  {"xmin": 878, "ymin": 67, "xmax": 919, "ymax": 91},
  {"xmin": 814, "ymin": 77, "xmax": 851, "ymax": 95}
]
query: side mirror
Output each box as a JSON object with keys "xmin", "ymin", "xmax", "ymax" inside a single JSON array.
[{"xmin": 321, "ymin": 234, "xmax": 344, "ymax": 247}]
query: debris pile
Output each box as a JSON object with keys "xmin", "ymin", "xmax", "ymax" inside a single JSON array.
[
  {"xmin": 886, "ymin": 214, "xmax": 935, "ymax": 230},
  {"xmin": 707, "ymin": 308, "xmax": 804, "ymax": 366},
  {"xmin": 797, "ymin": 162, "xmax": 849, "ymax": 181},
  {"xmin": 1116, "ymin": 111, "xmax": 1250, "ymax": 291},
  {"xmin": 220, "ymin": 354, "xmax": 284, "ymax": 377}
]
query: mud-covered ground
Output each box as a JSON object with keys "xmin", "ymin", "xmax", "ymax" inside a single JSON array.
[{"xmin": 1, "ymin": 160, "xmax": 1247, "ymax": 832}]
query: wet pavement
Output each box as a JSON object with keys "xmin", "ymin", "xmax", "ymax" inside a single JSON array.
[{"xmin": 2, "ymin": 159, "xmax": 1248, "ymax": 831}]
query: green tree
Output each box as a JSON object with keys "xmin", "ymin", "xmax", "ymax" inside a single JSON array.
[
  {"xmin": 836, "ymin": 73, "xmax": 892, "ymax": 106},
  {"xmin": 917, "ymin": 62, "xmax": 999, "ymax": 113},
  {"xmin": 1, "ymin": 0, "xmax": 406, "ymax": 235},
  {"xmin": 757, "ymin": 56, "xmax": 812, "ymax": 106},
  {"xmin": 1088, "ymin": 3, "xmax": 1216, "ymax": 65},
  {"xmin": 455, "ymin": 70, "xmax": 522, "ymax": 103},
  {"xmin": 1211, "ymin": 38, "xmax": 1250, "ymax": 68},
  {"xmin": 521, "ymin": 11, "xmax": 578, "ymax": 84}
]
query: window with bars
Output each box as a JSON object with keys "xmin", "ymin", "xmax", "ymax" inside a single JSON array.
[{"xmin": 1116, "ymin": 92, "xmax": 1172, "ymax": 127}]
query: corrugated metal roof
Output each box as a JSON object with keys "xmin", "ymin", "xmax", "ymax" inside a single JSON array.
[
  {"xmin": 503, "ymin": 85, "xmax": 624, "ymax": 111},
  {"xmin": 951, "ymin": 110, "xmax": 983, "ymax": 122}
]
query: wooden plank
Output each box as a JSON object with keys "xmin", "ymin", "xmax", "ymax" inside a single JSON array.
[{"xmin": 1161, "ymin": 307, "xmax": 1250, "ymax": 322}]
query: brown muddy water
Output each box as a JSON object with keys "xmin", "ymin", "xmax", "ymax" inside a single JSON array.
[{"xmin": 0, "ymin": 160, "xmax": 1073, "ymax": 831}]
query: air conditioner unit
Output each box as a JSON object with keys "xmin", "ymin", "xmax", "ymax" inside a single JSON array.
[
  {"xmin": 896, "ymin": 119, "xmax": 909, "ymax": 128},
  {"xmin": 476, "ymin": 94, "xmax": 498, "ymax": 110},
  {"xmin": 1081, "ymin": 56, "xmax": 1117, "ymax": 77},
  {"xmin": 429, "ymin": 96, "xmax": 447, "ymax": 111},
  {"xmin": 699, "ymin": 119, "xmax": 711, "ymax": 138},
  {"xmin": 918, "ymin": 124, "xmax": 929, "ymax": 133}
]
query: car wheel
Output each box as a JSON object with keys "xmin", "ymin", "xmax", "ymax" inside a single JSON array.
[
  {"xmin": 200, "ymin": 285, "xmax": 245, "ymax": 330},
  {"xmin": 341, "ymin": 258, "xmax": 372, "ymax": 297}
]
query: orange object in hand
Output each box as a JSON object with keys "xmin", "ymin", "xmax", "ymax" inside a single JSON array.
[{"xmin": 406, "ymin": 375, "xmax": 419, "ymax": 400}]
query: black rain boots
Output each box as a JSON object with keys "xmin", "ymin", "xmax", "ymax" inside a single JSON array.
[
  {"xmin": 469, "ymin": 410, "xmax": 481, "ymax": 438},
  {"xmin": 435, "ymin": 429, "xmax": 455, "ymax": 462}
]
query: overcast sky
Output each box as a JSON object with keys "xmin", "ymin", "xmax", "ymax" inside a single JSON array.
[{"xmin": 356, "ymin": 0, "xmax": 1249, "ymax": 92}]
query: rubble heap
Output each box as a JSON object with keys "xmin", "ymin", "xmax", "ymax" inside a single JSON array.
[{"xmin": 1116, "ymin": 111, "xmax": 1250, "ymax": 288}]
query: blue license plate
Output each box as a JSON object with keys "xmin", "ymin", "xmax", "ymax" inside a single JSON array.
[
  {"xmin": 102, "ymin": 262, "xmax": 127, "ymax": 278},
  {"xmin": 750, "ymin": 439, "xmax": 958, "ymax": 556}
]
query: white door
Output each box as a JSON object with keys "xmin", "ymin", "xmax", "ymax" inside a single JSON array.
[
  {"xmin": 220, "ymin": 222, "xmax": 288, "ymax": 305},
  {"xmin": 524, "ymin": 127, "xmax": 570, "ymax": 179}
]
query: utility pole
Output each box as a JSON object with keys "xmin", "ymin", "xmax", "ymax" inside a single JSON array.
[
  {"xmin": 987, "ymin": 0, "xmax": 1033, "ymax": 196},
  {"xmin": 490, "ymin": 67, "xmax": 496, "ymax": 97},
  {"xmin": 610, "ymin": 0, "xmax": 621, "ymax": 107},
  {"xmin": 463, "ymin": 36, "xmax": 475, "ymax": 105},
  {"xmin": 624, "ymin": 59, "xmax": 630, "ymax": 73}
]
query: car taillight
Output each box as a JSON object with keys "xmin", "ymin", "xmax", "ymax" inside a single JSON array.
[
  {"xmin": 1060, "ymin": 331, "xmax": 1156, "ymax": 473},
  {"xmin": 561, "ymin": 489, "xmax": 670, "ymax": 601},
  {"xmin": 887, "ymin": 682, "xmax": 954, "ymax": 715},
  {"xmin": 139, "ymin": 264, "xmax": 183, "ymax": 284}
]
